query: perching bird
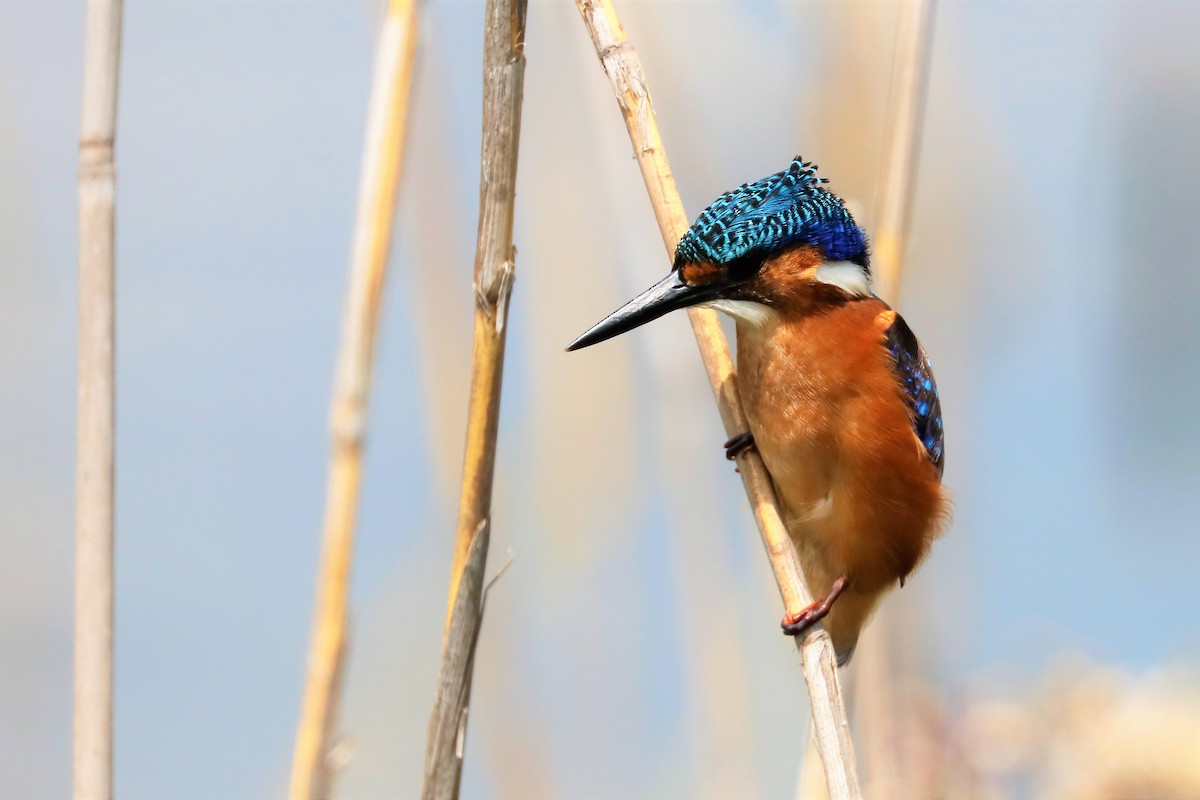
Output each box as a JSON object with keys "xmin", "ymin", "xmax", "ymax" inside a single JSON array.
[{"xmin": 568, "ymin": 157, "xmax": 947, "ymax": 665}]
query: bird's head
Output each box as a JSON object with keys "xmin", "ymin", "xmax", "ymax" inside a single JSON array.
[{"xmin": 568, "ymin": 157, "xmax": 872, "ymax": 351}]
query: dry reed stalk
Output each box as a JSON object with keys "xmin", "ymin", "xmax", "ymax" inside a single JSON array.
[
  {"xmin": 309, "ymin": 622, "xmax": 352, "ymax": 800},
  {"xmin": 423, "ymin": 522, "xmax": 490, "ymax": 800},
  {"xmin": 289, "ymin": 2, "xmax": 418, "ymax": 796},
  {"xmin": 75, "ymin": 1, "xmax": 123, "ymax": 797},
  {"xmin": 423, "ymin": 0, "xmax": 526, "ymax": 794},
  {"xmin": 869, "ymin": 0, "xmax": 936, "ymax": 305},
  {"xmin": 440, "ymin": 0, "xmax": 526, "ymax": 625},
  {"xmin": 575, "ymin": 2, "xmax": 861, "ymax": 797},
  {"xmin": 857, "ymin": 5, "xmax": 936, "ymax": 797}
]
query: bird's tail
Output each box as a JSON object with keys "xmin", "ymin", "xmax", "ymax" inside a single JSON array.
[{"xmin": 822, "ymin": 588, "xmax": 883, "ymax": 667}]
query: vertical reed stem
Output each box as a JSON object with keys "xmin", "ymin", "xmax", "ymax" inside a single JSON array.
[
  {"xmin": 858, "ymin": 4, "xmax": 936, "ymax": 797},
  {"xmin": 574, "ymin": 3, "xmax": 861, "ymax": 797},
  {"xmin": 289, "ymin": 3, "xmax": 418, "ymax": 797},
  {"xmin": 441, "ymin": 0, "xmax": 527, "ymax": 615},
  {"xmin": 870, "ymin": 0, "xmax": 936, "ymax": 305},
  {"xmin": 75, "ymin": 1, "xmax": 123, "ymax": 797},
  {"xmin": 423, "ymin": 0, "xmax": 527, "ymax": 794}
]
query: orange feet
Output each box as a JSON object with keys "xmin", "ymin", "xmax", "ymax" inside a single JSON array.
[
  {"xmin": 781, "ymin": 576, "xmax": 849, "ymax": 636},
  {"xmin": 724, "ymin": 432, "xmax": 755, "ymax": 460}
]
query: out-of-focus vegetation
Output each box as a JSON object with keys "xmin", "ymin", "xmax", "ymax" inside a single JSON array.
[{"xmin": 867, "ymin": 659, "xmax": 1200, "ymax": 800}]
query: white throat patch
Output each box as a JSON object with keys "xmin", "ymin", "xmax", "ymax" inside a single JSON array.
[
  {"xmin": 701, "ymin": 260, "xmax": 871, "ymax": 327},
  {"xmin": 815, "ymin": 260, "xmax": 872, "ymax": 296},
  {"xmin": 703, "ymin": 299, "xmax": 779, "ymax": 329}
]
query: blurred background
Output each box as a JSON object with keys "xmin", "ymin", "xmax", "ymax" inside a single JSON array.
[{"xmin": 2, "ymin": 0, "xmax": 1199, "ymax": 797}]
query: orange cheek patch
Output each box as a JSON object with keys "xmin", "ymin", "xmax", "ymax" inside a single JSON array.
[
  {"xmin": 764, "ymin": 244, "xmax": 824, "ymax": 278},
  {"xmin": 680, "ymin": 261, "xmax": 721, "ymax": 285}
]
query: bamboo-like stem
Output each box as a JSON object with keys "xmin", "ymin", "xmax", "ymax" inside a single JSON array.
[
  {"xmin": 441, "ymin": 0, "xmax": 526, "ymax": 626},
  {"xmin": 424, "ymin": 0, "xmax": 526, "ymax": 793},
  {"xmin": 289, "ymin": 3, "xmax": 418, "ymax": 797},
  {"xmin": 574, "ymin": 3, "xmax": 861, "ymax": 797},
  {"xmin": 75, "ymin": 1, "xmax": 123, "ymax": 797},
  {"xmin": 869, "ymin": 0, "xmax": 936, "ymax": 305}
]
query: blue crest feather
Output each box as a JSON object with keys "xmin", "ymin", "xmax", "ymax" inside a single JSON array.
[{"xmin": 674, "ymin": 157, "xmax": 869, "ymax": 268}]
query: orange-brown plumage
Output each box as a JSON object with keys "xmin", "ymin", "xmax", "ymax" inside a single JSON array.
[
  {"xmin": 568, "ymin": 158, "xmax": 948, "ymax": 666},
  {"xmin": 734, "ymin": 249, "xmax": 948, "ymax": 662}
]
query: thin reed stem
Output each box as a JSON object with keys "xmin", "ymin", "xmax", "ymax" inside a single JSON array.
[
  {"xmin": 870, "ymin": 0, "xmax": 937, "ymax": 305},
  {"xmin": 423, "ymin": 0, "xmax": 527, "ymax": 794},
  {"xmin": 75, "ymin": 1, "xmax": 123, "ymax": 797},
  {"xmin": 441, "ymin": 0, "xmax": 527, "ymax": 615},
  {"xmin": 423, "ymin": 522, "xmax": 490, "ymax": 800},
  {"xmin": 289, "ymin": 2, "xmax": 418, "ymax": 797},
  {"xmin": 857, "ymin": 4, "xmax": 936, "ymax": 798},
  {"xmin": 574, "ymin": 2, "xmax": 862, "ymax": 797}
]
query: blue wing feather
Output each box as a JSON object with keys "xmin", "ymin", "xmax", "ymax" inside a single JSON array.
[{"xmin": 883, "ymin": 313, "xmax": 944, "ymax": 477}]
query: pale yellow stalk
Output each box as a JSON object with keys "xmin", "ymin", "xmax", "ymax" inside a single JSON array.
[
  {"xmin": 858, "ymin": 4, "xmax": 937, "ymax": 798},
  {"xmin": 870, "ymin": 0, "xmax": 937, "ymax": 305},
  {"xmin": 75, "ymin": 1, "xmax": 123, "ymax": 797},
  {"xmin": 289, "ymin": 2, "xmax": 418, "ymax": 797}
]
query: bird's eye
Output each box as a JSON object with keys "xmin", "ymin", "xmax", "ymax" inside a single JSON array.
[{"xmin": 725, "ymin": 254, "xmax": 762, "ymax": 282}]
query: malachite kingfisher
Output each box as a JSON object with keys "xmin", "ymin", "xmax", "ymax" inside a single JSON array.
[{"xmin": 568, "ymin": 157, "xmax": 948, "ymax": 665}]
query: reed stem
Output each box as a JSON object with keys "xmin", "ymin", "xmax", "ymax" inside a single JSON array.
[
  {"xmin": 75, "ymin": 1, "xmax": 123, "ymax": 796},
  {"xmin": 436, "ymin": 0, "xmax": 520, "ymax": 623},
  {"xmin": 289, "ymin": 3, "xmax": 418, "ymax": 797},
  {"xmin": 870, "ymin": 0, "xmax": 937, "ymax": 305},
  {"xmin": 574, "ymin": 2, "xmax": 861, "ymax": 797},
  {"xmin": 857, "ymin": 4, "xmax": 936, "ymax": 797},
  {"xmin": 423, "ymin": 0, "xmax": 527, "ymax": 793},
  {"xmin": 441, "ymin": 0, "xmax": 527, "ymax": 615},
  {"xmin": 422, "ymin": 522, "xmax": 490, "ymax": 800}
]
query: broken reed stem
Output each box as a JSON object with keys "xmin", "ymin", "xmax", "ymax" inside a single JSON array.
[
  {"xmin": 423, "ymin": 522, "xmax": 490, "ymax": 800},
  {"xmin": 75, "ymin": 1, "xmax": 123, "ymax": 797},
  {"xmin": 574, "ymin": 2, "xmax": 861, "ymax": 798},
  {"xmin": 440, "ymin": 0, "xmax": 526, "ymax": 625},
  {"xmin": 289, "ymin": 2, "xmax": 418, "ymax": 797},
  {"xmin": 870, "ymin": 0, "xmax": 936, "ymax": 305},
  {"xmin": 423, "ymin": 0, "xmax": 526, "ymax": 794}
]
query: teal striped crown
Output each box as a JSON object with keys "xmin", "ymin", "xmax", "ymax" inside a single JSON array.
[{"xmin": 674, "ymin": 157, "xmax": 869, "ymax": 269}]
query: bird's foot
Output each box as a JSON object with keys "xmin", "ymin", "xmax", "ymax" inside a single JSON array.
[
  {"xmin": 724, "ymin": 432, "xmax": 755, "ymax": 460},
  {"xmin": 781, "ymin": 576, "xmax": 849, "ymax": 636}
]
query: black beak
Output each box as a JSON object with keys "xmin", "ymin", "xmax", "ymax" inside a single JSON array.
[{"xmin": 567, "ymin": 271, "xmax": 719, "ymax": 351}]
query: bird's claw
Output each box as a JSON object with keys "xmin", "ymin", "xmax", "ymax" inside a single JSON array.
[
  {"xmin": 780, "ymin": 603, "xmax": 826, "ymax": 637},
  {"xmin": 724, "ymin": 432, "xmax": 755, "ymax": 460},
  {"xmin": 780, "ymin": 576, "xmax": 849, "ymax": 637}
]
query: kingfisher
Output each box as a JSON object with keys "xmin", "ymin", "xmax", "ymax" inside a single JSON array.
[{"xmin": 568, "ymin": 157, "xmax": 947, "ymax": 665}]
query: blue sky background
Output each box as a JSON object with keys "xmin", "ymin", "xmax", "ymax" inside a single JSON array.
[{"xmin": 0, "ymin": 1, "xmax": 1197, "ymax": 797}]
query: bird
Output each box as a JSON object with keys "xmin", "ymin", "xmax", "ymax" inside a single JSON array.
[{"xmin": 567, "ymin": 157, "xmax": 948, "ymax": 665}]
